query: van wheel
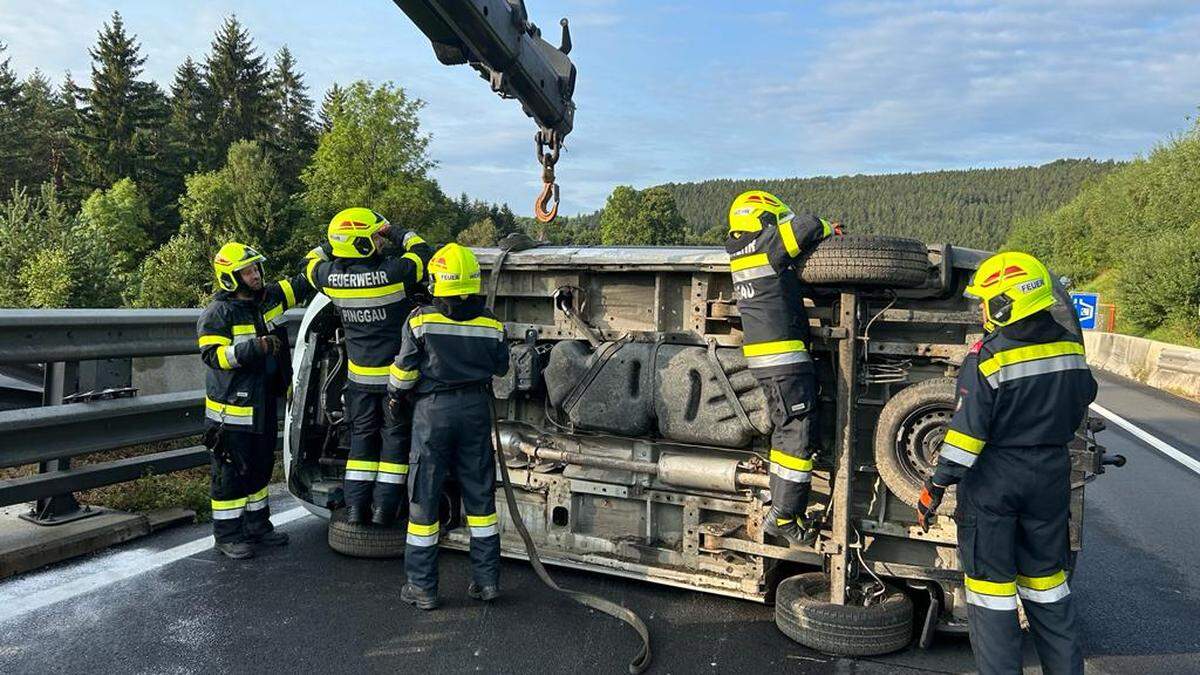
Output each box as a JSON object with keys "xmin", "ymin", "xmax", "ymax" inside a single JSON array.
[
  {"xmin": 327, "ymin": 509, "xmax": 407, "ymax": 558},
  {"xmin": 796, "ymin": 234, "xmax": 929, "ymax": 288},
  {"xmin": 775, "ymin": 572, "xmax": 914, "ymax": 656},
  {"xmin": 874, "ymin": 377, "xmax": 958, "ymax": 511}
]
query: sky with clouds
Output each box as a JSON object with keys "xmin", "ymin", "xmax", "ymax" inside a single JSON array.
[{"xmin": 2, "ymin": 0, "xmax": 1198, "ymax": 216}]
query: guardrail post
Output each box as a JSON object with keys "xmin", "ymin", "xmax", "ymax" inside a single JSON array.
[{"xmin": 19, "ymin": 361, "xmax": 98, "ymax": 526}]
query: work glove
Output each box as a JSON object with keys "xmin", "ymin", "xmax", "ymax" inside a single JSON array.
[
  {"xmin": 917, "ymin": 479, "xmax": 946, "ymax": 532},
  {"xmin": 831, "ymin": 221, "xmax": 845, "ymax": 236},
  {"xmin": 257, "ymin": 335, "xmax": 282, "ymax": 356}
]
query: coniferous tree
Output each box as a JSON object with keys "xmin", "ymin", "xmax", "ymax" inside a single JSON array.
[
  {"xmin": 268, "ymin": 46, "xmax": 316, "ymax": 192},
  {"xmin": 71, "ymin": 12, "xmax": 170, "ymax": 224},
  {"xmin": 0, "ymin": 43, "xmax": 29, "ymax": 196},
  {"xmin": 18, "ymin": 72, "xmax": 73, "ymax": 192},
  {"xmin": 318, "ymin": 82, "xmax": 345, "ymax": 133},
  {"xmin": 203, "ymin": 16, "xmax": 272, "ymax": 163},
  {"xmin": 166, "ymin": 57, "xmax": 210, "ymax": 176}
]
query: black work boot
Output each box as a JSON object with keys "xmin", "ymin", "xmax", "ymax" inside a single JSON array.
[
  {"xmin": 467, "ymin": 582, "xmax": 500, "ymax": 602},
  {"xmin": 214, "ymin": 541, "xmax": 255, "ymax": 559},
  {"xmin": 401, "ymin": 583, "xmax": 440, "ymax": 611},
  {"xmin": 371, "ymin": 504, "xmax": 396, "ymax": 528},
  {"xmin": 248, "ymin": 530, "xmax": 289, "ymax": 547},
  {"xmin": 764, "ymin": 514, "xmax": 818, "ymax": 548},
  {"xmin": 345, "ymin": 504, "xmax": 368, "ymax": 526}
]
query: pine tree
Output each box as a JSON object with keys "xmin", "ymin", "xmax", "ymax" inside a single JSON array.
[
  {"xmin": 0, "ymin": 43, "xmax": 29, "ymax": 196},
  {"xmin": 18, "ymin": 71, "xmax": 74, "ymax": 192},
  {"xmin": 267, "ymin": 45, "xmax": 315, "ymax": 192},
  {"xmin": 71, "ymin": 12, "xmax": 169, "ymax": 206},
  {"xmin": 166, "ymin": 57, "xmax": 210, "ymax": 176},
  {"xmin": 318, "ymin": 82, "xmax": 345, "ymax": 132},
  {"xmin": 203, "ymin": 16, "xmax": 271, "ymax": 162}
]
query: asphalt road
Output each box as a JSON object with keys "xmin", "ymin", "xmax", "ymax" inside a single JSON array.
[{"xmin": 0, "ymin": 371, "xmax": 1197, "ymax": 674}]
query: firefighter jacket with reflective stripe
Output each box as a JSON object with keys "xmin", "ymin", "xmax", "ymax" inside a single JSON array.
[
  {"xmin": 931, "ymin": 312, "xmax": 1097, "ymax": 486},
  {"xmin": 725, "ymin": 214, "xmax": 832, "ymax": 377},
  {"xmin": 305, "ymin": 231, "xmax": 432, "ymax": 390},
  {"xmin": 197, "ymin": 273, "xmax": 314, "ymax": 433},
  {"xmin": 389, "ymin": 298, "xmax": 510, "ymax": 396}
]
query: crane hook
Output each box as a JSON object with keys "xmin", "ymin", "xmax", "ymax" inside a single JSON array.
[
  {"xmin": 535, "ymin": 180, "xmax": 560, "ymax": 223},
  {"xmin": 534, "ymin": 130, "xmax": 562, "ymax": 223}
]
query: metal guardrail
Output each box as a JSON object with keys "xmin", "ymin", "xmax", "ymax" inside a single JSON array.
[{"xmin": 0, "ymin": 309, "xmax": 302, "ymax": 522}]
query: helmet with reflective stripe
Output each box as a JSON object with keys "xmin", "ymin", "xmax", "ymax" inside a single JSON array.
[
  {"xmin": 965, "ymin": 251, "xmax": 1056, "ymax": 332},
  {"xmin": 428, "ymin": 243, "xmax": 481, "ymax": 297},
  {"xmin": 213, "ymin": 242, "xmax": 266, "ymax": 292},
  {"xmin": 728, "ymin": 190, "xmax": 794, "ymax": 234},
  {"xmin": 327, "ymin": 207, "xmax": 389, "ymax": 258}
]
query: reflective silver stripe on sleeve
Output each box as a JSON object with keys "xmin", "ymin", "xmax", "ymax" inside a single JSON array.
[
  {"xmin": 343, "ymin": 470, "xmax": 377, "ymax": 482},
  {"xmin": 232, "ymin": 333, "xmax": 255, "ymax": 345},
  {"xmin": 205, "ymin": 408, "xmax": 254, "ymax": 426},
  {"xmin": 375, "ymin": 472, "xmax": 407, "ymax": 485},
  {"xmin": 389, "ymin": 375, "xmax": 418, "ymax": 390},
  {"xmin": 406, "ymin": 532, "xmax": 439, "ymax": 547},
  {"xmin": 327, "ymin": 291, "xmax": 407, "ymax": 309},
  {"xmin": 770, "ymin": 463, "xmax": 812, "ymax": 483},
  {"xmin": 746, "ymin": 352, "xmax": 813, "ymax": 369},
  {"xmin": 223, "ymin": 345, "xmax": 240, "ymax": 367},
  {"xmin": 965, "ymin": 589, "xmax": 1018, "ymax": 611},
  {"xmin": 1017, "ymin": 582, "xmax": 1071, "ymax": 604},
  {"xmin": 731, "ymin": 266, "xmax": 775, "ymax": 283},
  {"xmin": 411, "ymin": 323, "xmax": 504, "ymax": 340},
  {"xmin": 995, "ymin": 355, "xmax": 1089, "ymax": 385},
  {"xmin": 938, "ymin": 444, "xmax": 978, "ymax": 467},
  {"xmin": 470, "ymin": 524, "xmax": 499, "ymax": 538},
  {"xmin": 244, "ymin": 499, "xmax": 268, "ymax": 512},
  {"xmin": 211, "ymin": 507, "xmax": 244, "ymax": 521}
]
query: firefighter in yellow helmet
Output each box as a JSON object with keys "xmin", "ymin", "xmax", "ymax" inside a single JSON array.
[
  {"xmin": 198, "ymin": 242, "xmax": 315, "ymax": 558},
  {"xmin": 918, "ymin": 251, "xmax": 1095, "ymax": 675},
  {"xmin": 388, "ymin": 244, "xmax": 510, "ymax": 610},
  {"xmin": 726, "ymin": 190, "xmax": 836, "ymax": 546},
  {"xmin": 304, "ymin": 208, "xmax": 433, "ymax": 526}
]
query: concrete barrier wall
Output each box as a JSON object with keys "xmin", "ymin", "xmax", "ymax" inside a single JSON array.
[{"xmin": 1084, "ymin": 331, "xmax": 1200, "ymax": 402}]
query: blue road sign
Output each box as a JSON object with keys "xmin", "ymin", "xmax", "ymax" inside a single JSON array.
[{"xmin": 1072, "ymin": 292, "xmax": 1099, "ymax": 330}]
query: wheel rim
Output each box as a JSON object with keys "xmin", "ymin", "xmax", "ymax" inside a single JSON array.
[{"xmin": 895, "ymin": 403, "xmax": 954, "ymax": 484}]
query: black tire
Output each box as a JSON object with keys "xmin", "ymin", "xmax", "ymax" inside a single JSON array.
[
  {"xmin": 874, "ymin": 377, "xmax": 958, "ymax": 512},
  {"xmin": 796, "ymin": 234, "xmax": 929, "ymax": 288},
  {"xmin": 775, "ymin": 572, "xmax": 914, "ymax": 656},
  {"xmin": 327, "ymin": 509, "xmax": 407, "ymax": 558}
]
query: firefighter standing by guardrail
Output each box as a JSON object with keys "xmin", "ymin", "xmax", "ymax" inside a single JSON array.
[
  {"xmin": 387, "ymin": 244, "xmax": 510, "ymax": 610},
  {"xmin": 198, "ymin": 242, "xmax": 315, "ymax": 559},
  {"xmin": 918, "ymin": 252, "xmax": 1096, "ymax": 675},
  {"xmin": 305, "ymin": 208, "xmax": 433, "ymax": 527},
  {"xmin": 725, "ymin": 190, "xmax": 835, "ymax": 546}
]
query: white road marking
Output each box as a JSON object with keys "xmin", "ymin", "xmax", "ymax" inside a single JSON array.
[
  {"xmin": 1090, "ymin": 403, "xmax": 1200, "ymax": 477},
  {"xmin": 0, "ymin": 506, "xmax": 311, "ymax": 624}
]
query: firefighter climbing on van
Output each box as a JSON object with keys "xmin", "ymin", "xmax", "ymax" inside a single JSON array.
[
  {"xmin": 388, "ymin": 243, "xmax": 510, "ymax": 610},
  {"xmin": 918, "ymin": 251, "xmax": 1095, "ymax": 675},
  {"xmin": 198, "ymin": 242, "xmax": 315, "ymax": 559},
  {"xmin": 305, "ymin": 208, "xmax": 433, "ymax": 527},
  {"xmin": 726, "ymin": 190, "xmax": 836, "ymax": 546}
]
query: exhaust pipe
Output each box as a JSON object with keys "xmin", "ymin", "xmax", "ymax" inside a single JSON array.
[{"xmin": 497, "ymin": 427, "xmax": 770, "ymax": 491}]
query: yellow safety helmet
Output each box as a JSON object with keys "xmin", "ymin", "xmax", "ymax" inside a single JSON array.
[
  {"xmin": 728, "ymin": 190, "xmax": 794, "ymax": 234},
  {"xmin": 327, "ymin": 207, "xmax": 389, "ymax": 258},
  {"xmin": 428, "ymin": 243, "xmax": 482, "ymax": 297},
  {"xmin": 965, "ymin": 251, "xmax": 1056, "ymax": 332},
  {"xmin": 213, "ymin": 242, "xmax": 265, "ymax": 292}
]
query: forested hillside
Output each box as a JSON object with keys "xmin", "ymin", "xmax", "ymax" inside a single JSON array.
[
  {"xmin": 1006, "ymin": 123, "xmax": 1200, "ymax": 346},
  {"xmin": 561, "ymin": 160, "xmax": 1117, "ymax": 249}
]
